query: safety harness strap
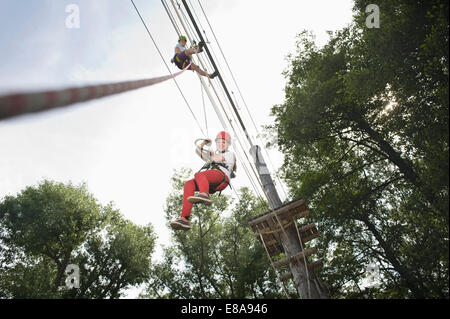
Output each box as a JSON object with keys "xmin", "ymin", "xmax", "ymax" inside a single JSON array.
[
  {"xmin": 172, "ymin": 53, "xmax": 190, "ymax": 69},
  {"xmin": 197, "ymin": 162, "xmax": 231, "ymax": 195}
]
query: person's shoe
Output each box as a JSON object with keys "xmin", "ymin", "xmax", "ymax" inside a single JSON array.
[
  {"xmin": 187, "ymin": 193, "xmax": 212, "ymax": 205},
  {"xmin": 170, "ymin": 217, "xmax": 191, "ymax": 230},
  {"xmin": 209, "ymin": 70, "xmax": 219, "ymax": 79}
]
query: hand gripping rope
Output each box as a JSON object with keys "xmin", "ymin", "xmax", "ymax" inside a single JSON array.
[
  {"xmin": 194, "ymin": 138, "xmax": 212, "ymax": 161},
  {"xmin": 0, "ymin": 63, "xmax": 191, "ymax": 121}
]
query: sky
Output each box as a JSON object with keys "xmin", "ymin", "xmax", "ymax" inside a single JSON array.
[{"xmin": 0, "ymin": 0, "xmax": 355, "ymax": 297}]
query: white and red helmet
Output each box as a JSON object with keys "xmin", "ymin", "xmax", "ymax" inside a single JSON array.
[{"xmin": 215, "ymin": 131, "xmax": 231, "ymax": 144}]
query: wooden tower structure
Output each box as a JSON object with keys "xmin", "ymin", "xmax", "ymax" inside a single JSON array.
[{"xmin": 249, "ymin": 146, "xmax": 329, "ymax": 299}]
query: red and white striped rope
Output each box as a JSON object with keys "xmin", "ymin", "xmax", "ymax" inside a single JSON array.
[{"xmin": 0, "ymin": 64, "xmax": 191, "ymax": 121}]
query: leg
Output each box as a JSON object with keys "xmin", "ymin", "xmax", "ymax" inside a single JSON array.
[
  {"xmin": 181, "ymin": 179, "xmax": 197, "ymax": 219},
  {"xmin": 171, "ymin": 178, "xmax": 197, "ymax": 230},
  {"xmin": 185, "ymin": 41, "xmax": 205, "ymax": 56},
  {"xmin": 190, "ymin": 63, "xmax": 211, "ymax": 78},
  {"xmin": 194, "ymin": 170, "xmax": 225, "ymax": 195},
  {"xmin": 186, "ymin": 170, "xmax": 224, "ymax": 205},
  {"xmin": 184, "ymin": 48, "xmax": 198, "ymax": 56}
]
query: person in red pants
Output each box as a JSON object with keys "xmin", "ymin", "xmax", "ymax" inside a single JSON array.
[{"xmin": 170, "ymin": 131, "xmax": 236, "ymax": 230}]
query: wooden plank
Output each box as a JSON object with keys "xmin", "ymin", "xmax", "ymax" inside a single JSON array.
[
  {"xmin": 293, "ymin": 209, "xmax": 309, "ymax": 220},
  {"xmin": 251, "ymin": 220, "xmax": 270, "ymax": 233},
  {"xmin": 298, "ymin": 223, "xmax": 316, "ymax": 233},
  {"xmin": 255, "ymin": 219, "xmax": 295, "ymax": 235},
  {"xmin": 269, "ymin": 250, "xmax": 282, "ymax": 257},
  {"xmin": 307, "ymin": 260, "xmax": 323, "ymax": 270},
  {"xmin": 255, "ymin": 233, "xmax": 282, "ymax": 256},
  {"xmin": 257, "ymin": 233, "xmax": 283, "ymax": 256},
  {"xmin": 263, "ymin": 239, "xmax": 278, "ymax": 246},
  {"xmin": 297, "ymin": 223, "xmax": 319, "ymax": 243},
  {"xmin": 253, "ymin": 223, "xmax": 277, "ymax": 239},
  {"xmin": 277, "ymin": 198, "xmax": 306, "ymax": 216},
  {"xmin": 248, "ymin": 198, "xmax": 306, "ymax": 227},
  {"xmin": 269, "ymin": 215, "xmax": 291, "ymax": 230},
  {"xmin": 261, "ymin": 231, "xmax": 279, "ymax": 244},
  {"xmin": 257, "ymin": 212, "xmax": 313, "ymax": 237},
  {"xmin": 301, "ymin": 232, "xmax": 319, "ymax": 243},
  {"xmin": 279, "ymin": 272, "xmax": 293, "ymax": 282},
  {"xmin": 257, "ymin": 238, "xmax": 281, "ymax": 252},
  {"xmin": 273, "ymin": 247, "xmax": 318, "ymax": 268},
  {"xmin": 267, "ymin": 244, "xmax": 283, "ymax": 257},
  {"xmin": 288, "ymin": 205, "xmax": 309, "ymax": 220}
]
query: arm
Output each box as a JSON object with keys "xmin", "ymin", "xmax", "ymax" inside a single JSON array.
[
  {"xmin": 195, "ymin": 139, "xmax": 214, "ymax": 162},
  {"xmin": 200, "ymin": 139, "xmax": 211, "ymax": 147},
  {"xmin": 201, "ymin": 139, "xmax": 222, "ymax": 161}
]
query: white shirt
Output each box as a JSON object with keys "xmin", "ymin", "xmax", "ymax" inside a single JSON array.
[
  {"xmin": 214, "ymin": 150, "xmax": 236, "ymax": 180},
  {"xmin": 175, "ymin": 43, "xmax": 186, "ymax": 54}
]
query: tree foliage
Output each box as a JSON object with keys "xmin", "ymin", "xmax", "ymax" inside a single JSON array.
[
  {"xmin": 0, "ymin": 180, "xmax": 156, "ymax": 298},
  {"xmin": 142, "ymin": 169, "xmax": 296, "ymax": 299},
  {"xmin": 269, "ymin": 0, "xmax": 448, "ymax": 298}
]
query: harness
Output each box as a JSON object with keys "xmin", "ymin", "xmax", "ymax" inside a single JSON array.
[
  {"xmin": 193, "ymin": 139, "xmax": 235, "ymax": 195},
  {"xmin": 172, "ymin": 53, "xmax": 190, "ymax": 69},
  {"xmin": 196, "ymin": 161, "xmax": 231, "ymax": 195}
]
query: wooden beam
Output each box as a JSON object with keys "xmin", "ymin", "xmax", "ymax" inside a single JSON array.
[
  {"xmin": 248, "ymin": 198, "xmax": 307, "ymax": 227},
  {"xmin": 260, "ymin": 241, "xmax": 283, "ymax": 257},
  {"xmin": 274, "ymin": 198, "xmax": 307, "ymax": 217},
  {"xmin": 307, "ymin": 260, "xmax": 323, "ymax": 270},
  {"xmin": 249, "ymin": 209, "xmax": 310, "ymax": 230},
  {"xmin": 279, "ymin": 272, "xmax": 293, "ymax": 282},
  {"xmin": 297, "ymin": 223, "xmax": 319, "ymax": 243},
  {"xmin": 260, "ymin": 238, "xmax": 278, "ymax": 246},
  {"xmin": 248, "ymin": 196, "xmax": 328, "ymax": 298},
  {"xmin": 273, "ymin": 247, "xmax": 318, "ymax": 268},
  {"xmin": 301, "ymin": 232, "xmax": 319, "ymax": 243},
  {"xmin": 298, "ymin": 223, "xmax": 316, "ymax": 233}
]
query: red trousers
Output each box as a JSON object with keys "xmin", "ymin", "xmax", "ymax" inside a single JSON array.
[{"xmin": 181, "ymin": 169, "xmax": 229, "ymax": 219}]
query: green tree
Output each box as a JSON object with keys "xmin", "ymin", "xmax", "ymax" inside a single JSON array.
[
  {"xmin": 269, "ymin": 0, "xmax": 448, "ymax": 298},
  {"xmin": 0, "ymin": 180, "xmax": 156, "ymax": 298},
  {"xmin": 142, "ymin": 169, "xmax": 294, "ymax": 299}
]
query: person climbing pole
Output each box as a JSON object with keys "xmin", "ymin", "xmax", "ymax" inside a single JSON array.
[
  {"xmin": 172, "ymin": 35, "xmax": 219, "ymax": 79},
  {"xmin": 170, "ymin": 131, "xmax": 236, "ymax": 230}
]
